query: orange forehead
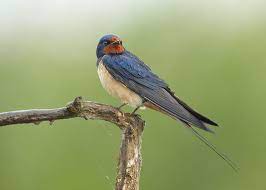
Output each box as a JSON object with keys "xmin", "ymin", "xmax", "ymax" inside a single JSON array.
[{"xmin": 109, "ymin": 36, "xmax": 120, "ymax": 42}]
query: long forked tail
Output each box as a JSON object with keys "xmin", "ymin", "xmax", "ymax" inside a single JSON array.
[
  {"xmin": 143, "ymin": 100, "xmax": 238, "ymax": 171},
  {"xmin": 183, "ymin": 122, "xmax": 239, "ymax": 172}
]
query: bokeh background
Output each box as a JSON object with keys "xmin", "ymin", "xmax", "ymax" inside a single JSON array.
[{"xmin": 1, "ymin": 0, "xmax": 266, "ymax": 189}]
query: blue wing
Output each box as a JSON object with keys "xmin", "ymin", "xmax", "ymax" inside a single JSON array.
[{"xmin": 101, "ymin": 51, "xmax": 217, "ymax": 131}]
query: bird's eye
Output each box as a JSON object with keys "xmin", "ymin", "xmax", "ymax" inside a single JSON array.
[{"xmin": 103, "ymin": 41, "xmax": 108, "ymax": 45}]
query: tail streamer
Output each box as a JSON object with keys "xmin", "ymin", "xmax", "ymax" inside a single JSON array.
[{"xmin": 189, "ymin": 126, "xmax": 239, "ymax": 172}]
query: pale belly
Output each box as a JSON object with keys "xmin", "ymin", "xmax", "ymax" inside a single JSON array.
[{"xmin": 97, "ymin": 61, "xmax": 143, "ymax": 108}]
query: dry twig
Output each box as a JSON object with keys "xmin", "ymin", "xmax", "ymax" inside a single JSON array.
[{"xmin": 0, "ymin": 97, "xmax": 145, "ymax": 190}]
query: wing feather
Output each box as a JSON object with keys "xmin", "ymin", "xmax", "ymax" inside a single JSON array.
[{"xmin": 101, "ymin": 51, "xmax": 217, "ymax": 131}]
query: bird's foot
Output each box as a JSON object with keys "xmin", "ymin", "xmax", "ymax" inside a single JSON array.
[
  {"xmin": 130, "ymin": 106, "xmax": 140, "ymax": 116},
  {"xmin": 117, "ymin": 103, "xmax": 127, "ymax": 111}
]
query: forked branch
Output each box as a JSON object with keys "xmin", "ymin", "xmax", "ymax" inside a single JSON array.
[{"xmin": 0, "ymin": 97, "xmax": 145, "ymax": 190}]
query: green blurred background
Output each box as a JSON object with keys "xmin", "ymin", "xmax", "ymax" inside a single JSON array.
[{"xmin": 1, "ymin": 0, "xmax": 266, "ymax": 189}]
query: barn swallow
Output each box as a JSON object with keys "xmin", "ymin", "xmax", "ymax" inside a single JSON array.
[{"xmin": 96, "ymin": 34, "xmax": 237, "ymax": 171}]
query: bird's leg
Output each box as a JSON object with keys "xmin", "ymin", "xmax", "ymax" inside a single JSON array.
[
  {"xmin": 117, "ymin": 103, "xmax": 127, "ymax": 111},
  {"xmin": 130, "ymin": 106, "xmax": 140, "ymax": 116}
]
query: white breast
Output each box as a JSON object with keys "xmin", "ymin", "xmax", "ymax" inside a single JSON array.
[{"xmin": 97, "ymin": 61, "xmax": 143, "ymax": 108}]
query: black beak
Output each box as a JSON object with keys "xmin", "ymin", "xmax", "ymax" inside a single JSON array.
[{"xmin": 110, "ymin": 40, "xmax": 122, "ymax": 45}]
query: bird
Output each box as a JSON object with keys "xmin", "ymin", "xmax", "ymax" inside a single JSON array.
[{"xmin": 96, "ymin": 34, "xmax": 237, "ymax": 171}]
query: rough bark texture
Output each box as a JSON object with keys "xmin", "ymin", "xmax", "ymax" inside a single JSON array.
[
  {"xmin": 116, "ymin": 118, "xmax": 144, "ymax": 190},
  {"xmin": 0, "ymin": 97, "xmax": 145, "ymax": 190}
]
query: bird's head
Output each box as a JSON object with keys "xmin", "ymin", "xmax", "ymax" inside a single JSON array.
[{"xmin": 96, "ymin": 34, "xmax": 125, "ymax": 58}]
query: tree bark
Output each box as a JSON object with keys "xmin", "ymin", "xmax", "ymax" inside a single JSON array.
[
  {"xmin": 0, "ymin": 97, "xmax": 145, "ymax": 190},
  {"xmin": 116, "ymin": 118, "xmax": 144, "ymax": 190}
]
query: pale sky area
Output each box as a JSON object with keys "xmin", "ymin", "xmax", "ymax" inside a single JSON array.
[{"xmin": 0, "ymin": 0, "xmax": 266, "ymax": 40}]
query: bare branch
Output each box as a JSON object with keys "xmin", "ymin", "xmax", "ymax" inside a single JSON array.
[
  {"xmin": 116, "ymin": 124, "xmax": 144, "ymax": 190},
  {"xmin": 0, "ymin": 96, "xmax": 145, "ymax": 190},
  {"xmin": 0, "ymin": 96, "xmax": 141, "ymax": 129}
]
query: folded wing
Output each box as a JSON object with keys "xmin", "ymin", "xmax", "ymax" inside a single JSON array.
[{"xmin": 101, "ymin": 51, "xmax": 217, "ymax": 132}]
